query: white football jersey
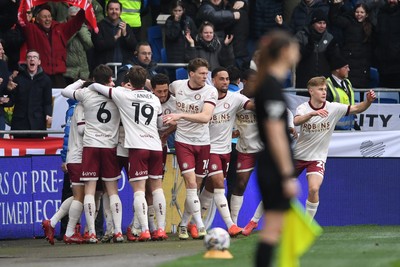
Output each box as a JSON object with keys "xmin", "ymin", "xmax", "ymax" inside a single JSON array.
[
  {"xmin": 294, "ymin": 101, "xmax": 349, "ymax": 162},
  {"xmin": 66, "ymin": 103, "xmax": 84, "ymax": 164},
  {"xmin": 91, "ymin": 84, "xmax": 163, "ymax": 151},
  {"xmin": 209, "ymin": 91, "xmax": 250, "ymax": 154},
  {"xmin": 169, "ymin": 79, "xmax": 218, "ymax": 145},
  {"xmin": 117, "ymin": 124, "xmax": 128, "ymax": 157},
  {"xmin": 235, "ymin": 98, "xmax": 264, "ymax": 154},
  {"xmin": 72, "ymin": 87, "xmax": 120, "ymax": 148},
  {"xmin": 159, "ymin": 94, "xmax": 176, "ymax": 134}
]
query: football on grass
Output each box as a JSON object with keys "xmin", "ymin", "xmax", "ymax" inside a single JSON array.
[{"xmin": 204, "ymin": 227, "xmax": 230, "ymax": 251}]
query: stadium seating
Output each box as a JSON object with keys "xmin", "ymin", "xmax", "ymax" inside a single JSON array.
[
  {"xmin": 376, "ymin": 92, "xmax": 399, "ymax": 104},
  {"xmin": 176, "ymin": 67, "xmax": 188, "ymax": 80},
  {"xmin": 369, "ymin": 67, "xmax": 379, "ymax": 88},
  {"xmin": 161, "ymin": 48, "xmax": 167, "ymax": 63},
  {"xmin": 147, "ymin": 25, "xmax": 163, "ymax": 63}
]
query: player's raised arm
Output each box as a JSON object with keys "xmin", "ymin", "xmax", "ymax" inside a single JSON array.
[
  {"xmin": 349, "ymin": 89, "xmax": 376, "ymax": 115},
  {"xmin": 61, "ymin": 79, "xmax": 85, "ymax": 100},
  {"xmin": 88, "ymin": 83, "xmax": 114, "ymax": 98}
]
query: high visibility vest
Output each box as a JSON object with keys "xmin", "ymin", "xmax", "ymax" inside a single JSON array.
[
  {"xmin": 326, "ymin": 77, "xmax": 356, "ymax": 130},
  {"xmin": 119, "ymin": 0, "xmax": 141, "ymax": 27}
]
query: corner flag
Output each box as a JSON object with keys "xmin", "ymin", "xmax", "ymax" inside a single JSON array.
[{"xmin": 278, "ymin": 200, "xmax": 323, "ymax": 267}]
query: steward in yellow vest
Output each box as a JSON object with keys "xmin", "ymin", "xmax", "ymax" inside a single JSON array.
[{"xmin": 326, "ymin": 55, "xmax": 359, "ymax": 130}]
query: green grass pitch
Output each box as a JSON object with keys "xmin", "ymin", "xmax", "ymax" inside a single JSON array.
[{"xmin": 160, "ymin": 225, "xmax": 400, "ymax": 267}]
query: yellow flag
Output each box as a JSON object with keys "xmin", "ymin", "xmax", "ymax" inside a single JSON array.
[{"xmin": 278, "ymin": 200, "xmax": 323, "ymax": 267}]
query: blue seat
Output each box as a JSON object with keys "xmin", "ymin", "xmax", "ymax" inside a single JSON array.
[
  {"xmin": 371, "ymin": 91, "xmax": 399, "ymax": 104},
  {"xmin": 379, "ymin": 92, "xmax": 399, "ymax": 103},
  {"xmin": 284, "ymin": 71, "xmax": 293, "ymax": 88},
  {"xmin": 370, "ymin": 67, "xmax": 379, "ymax": 88},
  {"xmin": 176, "ymin": 67, "xmax": 188, "ymax": 80},
  {"xmin": 147, "ymin": 25, "xmax": 163, "ymax": 63},
  {"xmin": 161, "ymin": 48, "xmax": 167, "ymax": 63},
  {"xmin": 353, "ymin": 92, "xmax": 361, "ymax": 103}
]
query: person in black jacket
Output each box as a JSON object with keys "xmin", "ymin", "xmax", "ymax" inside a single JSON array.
[
  {"xmin": 115, "ymin": 41, "xmax": 168, "ymax": 86},
  {"xmin": 164, "ymin": 0, "xmax": 197, "ymax": 64},
  {"xmin": 330, "ymin": 1, "xmax": 374, "ymax": 88},
  {"xmin": 196, "ymin": 0, "xmax": 249, "ymax": 68},
  {"xmin": 374, "ymin": 0, "xmax": 400, "ymax": 88},
  {"xmin": 91, "ymin": 0, "xmax": 137, "ymax": 67},
  {"xmin": 294, "ymin": 9, "xmax": 340, "ymax": 95},
  {"xmin": 6, "ymin": 50, "xmax": 52, "ymax": 139},
  {"xmin": 0, "ymin": 56, "xmax": 10, "ymax": 138}
]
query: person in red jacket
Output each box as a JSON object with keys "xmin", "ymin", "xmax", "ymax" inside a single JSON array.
[{"xmin": 19, "ymin": 4, "xmax": 86, "ymax": 88}]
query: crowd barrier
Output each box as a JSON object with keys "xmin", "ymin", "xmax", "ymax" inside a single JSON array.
[{"xmin": 1, "ymin": 130, "xmax": 399, "ymax": 239}]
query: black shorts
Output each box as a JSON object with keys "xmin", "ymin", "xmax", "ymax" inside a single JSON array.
[{"xmin": 256, "ymin": 162, "xmax": 290, "ymax": 211}]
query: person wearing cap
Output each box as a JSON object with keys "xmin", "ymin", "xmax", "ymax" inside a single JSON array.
[
  {"xmin": 19, "ymin": 3, "xmax": 87, "ymax": 88},
  {"xmin": 326, "ymin": 55, "xmax": 359, "ymax": 130},
  {"xmin": 294, "ymin": 8, "xmax": 340, "ymax": 95}
]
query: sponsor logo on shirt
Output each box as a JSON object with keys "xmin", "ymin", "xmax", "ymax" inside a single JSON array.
[{"xmin": 302, "ymin": 122, "xmax": 331, "ymax": 133}]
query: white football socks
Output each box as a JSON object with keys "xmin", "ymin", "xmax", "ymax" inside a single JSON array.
[
  {"xmin": 251, "ymin": 201, "xmax": 263, "ymax": 223},
  {"xmin": 199, "ymin": 189, "xmax": 214, "ymax": 218},
  {"xmin": 148, "ymin": 205, "xmax": 157, "ymax": 232},
  {"xmin": 134, "ymin": 191, "xmax": 148, "ymax": 232},
  {"xmin": 152, "ymin": 188, "xmax": 166, "ymax": 230},
  {"xmin": 180, "ymin": 199, "xmax": 191, "ymax": 227},
  {"xmin": 230, "ymin": 194, "xmax": 244, "ymax": 225},
  {"xmin": 109, "ymin": 194, "xmax": 122, "ymax": 234},
  {"xmin": 102, "ymin": 192, "xmax": 114, "ymax": 234},
  {"xmin": 50, "ymin": 196, "xmax": 73, "ymax": 228},
  {"xmin": 306, "ymin": 200, "xmax": 319, "ymax": 221},
  {"xmin": 214, "ymin": 188, "xmax": 234, "ymax": 228},
  {"xmin": 186, "ymin": 188, "xmax": 204, "ymax": 228},
  {"xmin": 84, "ymin": 194, "xmax": 96, "ymax": 235},
  {"xmin": 65, "ymin": 200, "xmax": 83, "ymax": 237}
]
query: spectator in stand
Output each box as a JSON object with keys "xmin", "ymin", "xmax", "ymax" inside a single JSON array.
[
  {"xmin": 48, "ymin": 1, "xmax": 104, "ymax": 23},
  {"xmin": 164, "ymin": 0, "xmax": 197, "ymax": 64},
  {"xmin": 196, "ymin": 0, "xmax": 249, "ymax": 68},
  {"xmin": 374, "ymin": 0, "xmax": 400, "ymax": 89},
  {"xmin": 64, "ymin": 6, "xmax": 93, "ymax": 85},
  {"xmin": 288, "ymin": 0, "xmax": 329, "ymax": 34},
  {"xmin": 185, "ymin": 21, "xmax": 235, "ymax": 71},
  {"xmin": 19, "ymin": 4, "xmax": 86, "ymax": 88},
  {"xmin": 119, "ymin": 0, "xmax": 142, "ymax": 40},
  {"xmin": 326, "ymin": 55, "xmax": 359, "ymax": 130},
  {"xmin": 357, "ymin": 0, "xmax": 385, "ymax": 26},
  {"xmin": 0, "ymin": 46, "xmax": 10, "ymax": 137},
  {"xmin": 294, "ymin": 9, "xmax": 340, "ymax": 95},
  {"xmin": 92, "ymin": 0, "xmax": 138, "ymax": 68},
  {"xmin": 283, "ymin": 0, "xmax": 301, "ymax": 25},
  {"xmin": 249, "ymin": 0, "xmax": 283, "ymax": 39},
  {"xmin": 116, "ymin": 41, "xmax": 168, "ymax": 86},
  {"xmin": 330, "ymin": 0, "xmax": 374, "ymax": 89},
  {"xmin": 0, "ymin": 0, "xmax": 24, "ymax": 72},
  {"xmin": 6, "ymin": 50, "xmax": 52, "ymax": 139},
  {"xmin": 178, "ymin": 0, "xmax": 201, "ymax": 19}
]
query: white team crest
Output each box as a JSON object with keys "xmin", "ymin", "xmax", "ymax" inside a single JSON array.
[
  {"xmin": 194, "ymin": 94, "xmax": 201, "ymax": 100},
  {"xmin": 164, "ymin": 109, "xmax": 171, "ymax": 114},
  {"xmin": 183, "ymin": 162, "xmax": 189, "ymax": 169},
  {"xmin": 211, "ymin": 164, "xmax": 218, "ymax": 170},
  {"xmin": 224, "ymin": 103, "xmax": 230, "ymax": 109},
  {"xmin": 237, "ymin": 162, "xmax": 241, "ymax": 169}
]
